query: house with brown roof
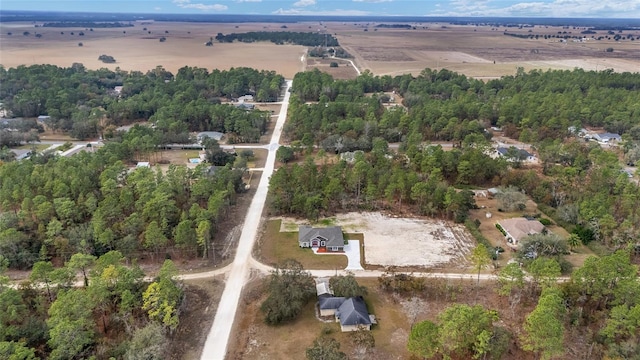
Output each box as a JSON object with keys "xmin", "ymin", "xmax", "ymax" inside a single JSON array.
[{"xmin": 498, "ymin": 217, "xmax": 546, "ymax": 246}]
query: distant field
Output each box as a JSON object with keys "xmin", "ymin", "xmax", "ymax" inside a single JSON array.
[
  {"xmin": 2, "ymin": 21, "xmax": 639, "ymax": 79},
  {"xmin": 327, "ymin": 22, "xmax": 640, "ymax": 78},
  {"xmin": 0, "ymin": 22, "xmax": 309, "ymax": 78}
]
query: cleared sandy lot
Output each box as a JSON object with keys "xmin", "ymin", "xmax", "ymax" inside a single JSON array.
[{"xmin": 278, "ymin": 212, "xmax": 475, "ymax": 268}]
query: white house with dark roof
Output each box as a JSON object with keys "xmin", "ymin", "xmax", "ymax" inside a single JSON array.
[
  {"xmin": 299, "ymin": 226, "xmax": 345, "ymax": 252},
  {"xmin": 593, "ymin": 132, "xmax": 621, "ymax": 144},
  {"xmin": 335, "ymin": 297, "xmax": 374, "ymax": 332},
  {"xmin": 496, "ymin": 146, "xmax": 536, "ymax": 163},
  {"xmin": 318, "ymin": 296, "xmax": 346, "ymax": 317}
]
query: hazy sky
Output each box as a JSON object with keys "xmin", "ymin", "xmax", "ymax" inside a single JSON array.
[{"xmin": 2, "ymin": 0, "xmax": 640, "ymax": 18}]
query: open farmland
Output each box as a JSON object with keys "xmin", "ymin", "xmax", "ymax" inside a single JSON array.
[
  {"xmin": 0, "ymin": 22, "xmax": 309, "ymax": 78},
  {"xmin": 325, "ymin": 22, "xmax": 640, "ymax": 78},
  {"xmin": 3, "ymin": 21, "xmax": 640, "ymax": 80}
]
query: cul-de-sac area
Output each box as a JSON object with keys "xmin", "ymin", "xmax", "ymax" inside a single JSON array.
[{"xmin": 1, "ymin": 9, "xmax": 640, "ymax": 360}]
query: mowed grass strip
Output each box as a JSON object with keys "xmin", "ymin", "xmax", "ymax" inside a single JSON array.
[{"xmin": 259, "ymin": 219, "xmax": 348, "ymax": 270}]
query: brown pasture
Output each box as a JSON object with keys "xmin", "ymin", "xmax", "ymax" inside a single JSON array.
[
  {"xmin": 326, "ymin": 22, "xmax": 640, "ymax": 78},
  {"xmin": 3, "ymin": 21, "xmax": 640, "ymax": 80}
]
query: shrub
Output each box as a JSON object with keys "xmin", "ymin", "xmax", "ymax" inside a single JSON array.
[
  {"xmin": 495, "ymin": 223, "xmax": 507, "ymax": 235},
  {"xmin": 606, "ymin": 47, "xmax": 614, "ymax": 52},
  {"xmin": 330, "ymin": 62, "xmax": 338, "ymax": 68},
  {"xmin": 98, "ymin": 54, "xmax": 116, "ymax": 63},
  {"xmin": 539, "ymin": 218, "xmax": 552, "ymax": 226}
]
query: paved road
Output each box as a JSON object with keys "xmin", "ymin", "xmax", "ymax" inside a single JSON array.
[{"xmin": 200, "ymin": 80, "xmax": 292, "ymax": 360}]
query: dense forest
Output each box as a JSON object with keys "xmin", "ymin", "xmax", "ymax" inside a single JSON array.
[
  {"xmin": 287, "ymin": 68, "xmax": 640, "ymax": 148},
  {"xmin": 214, "ymin": 31, "xmax": 339, "ymax": 47},
  {"xmin": 0, "ymin": 64, "xmax": 283, "ymax": 141},
  {"xmin": 270, "ymin": 142, "xmax": 498, "ymax": 223},
  {"xmin": 0, "ymin": 132, "xmax": 246, "ymax": 270}
]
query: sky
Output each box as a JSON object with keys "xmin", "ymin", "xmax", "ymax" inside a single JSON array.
[{"xmin": 2, "ymin": 0, "xmax": 640, "ymax": 18}]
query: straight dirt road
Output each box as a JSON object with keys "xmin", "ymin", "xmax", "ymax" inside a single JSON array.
[{"xmin": 200, "ymin": 80, "xmax": 292, "ymax": 360}]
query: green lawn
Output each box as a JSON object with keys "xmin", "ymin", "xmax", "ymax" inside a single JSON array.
[
  {"xmin": 258, "ymin": 220, "xmax": 348, "ymax": 270},
  {"xmin": 16, "ymin": 144, "xmax": 49, "ymax": 151}
]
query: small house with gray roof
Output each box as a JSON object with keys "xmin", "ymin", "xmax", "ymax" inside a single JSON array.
[
  {"xmin": 335, "ymin": 296, "xmax": 374, "ymax": 331},
  {"xmin": 319, "ymin": 296, "xmax": 346, "ymax": 317},
  {"xmin": 299, "ymin": 225, "xmax": 345, "ymax": 252}
]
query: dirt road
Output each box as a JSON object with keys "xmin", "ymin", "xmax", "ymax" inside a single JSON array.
[{"xmin": 199, "ymin": 80, "xmax": 292, "ymax": 360}]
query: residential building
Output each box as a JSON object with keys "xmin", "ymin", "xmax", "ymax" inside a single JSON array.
[
  {"xmin": 498, "ymin": 217, "xmax": 545, "ymax": 245},
  {"xmin": 299, "ymin": 226, "xmax": 345, "ymax": 252}
]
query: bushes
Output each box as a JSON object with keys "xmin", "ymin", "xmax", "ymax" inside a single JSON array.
[
  {"xmin": 98, "ymin": 54, "xmax": 116, "ymax": 63},
  {"xmin": 539, "ymin": 218, "xmax": 552, "ymax": 226},
  {"xmin": 466, "ymin": 220, "xmax": 496, "ymax": 259},
  {"xmin": 495, "ymin": 223, "xmax": 507, "ymax": 236}
]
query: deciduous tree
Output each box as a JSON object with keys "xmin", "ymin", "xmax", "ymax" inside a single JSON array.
[{"xmin": 261, "ymin": 259, "xmax": 315, "ymax": 325}]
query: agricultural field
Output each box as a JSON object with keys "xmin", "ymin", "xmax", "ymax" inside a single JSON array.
[{"xmin": 3, "ymin": 21, "xmax": 639, "ymax": 80}]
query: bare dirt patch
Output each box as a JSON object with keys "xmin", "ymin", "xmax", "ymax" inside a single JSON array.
[{"xmin": 306, "ymin": 57, "xmax": 359, "ymax": 80}]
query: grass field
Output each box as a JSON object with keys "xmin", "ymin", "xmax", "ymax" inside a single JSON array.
[{"xmin": 256, "ymin": 219, "xmax": 348, "ymax": 270}]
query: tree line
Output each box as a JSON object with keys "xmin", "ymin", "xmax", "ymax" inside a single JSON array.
[{"xmin": 214, "ymin": 31, "xmax": 339, "ymax": 47}]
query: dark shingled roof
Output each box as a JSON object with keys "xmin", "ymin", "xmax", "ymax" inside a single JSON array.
[
  {"xmin": 319, "ymin": 296, "xmax": 346, "ymax": 310},
  {"xmin": 299, "ymin": 225, "xmax": 344, "ymax": 248},
  {"xmin": 336, "ymin": 297, "xmax": 371, "ymax": 327}
]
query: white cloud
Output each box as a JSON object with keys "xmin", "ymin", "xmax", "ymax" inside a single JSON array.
[
  {"xmin": 353, "ymin": 0, "xmax": 393, "ymax": 2},
  {"xmin": 293, "ymin": 0, "xmax": 316, "ymax": 6},
  {"xmin": 431, "ymin": 0, "xmax": 640, "ymax": 17},
  {"xmin": 235, "ymin": 0, "xmax": 262, "ymax": 2},
  {"xmin": 172, "ymin": 0, "xmax": 228, "ymax": 11},
  {"xmin": 273, "ymin": 7, "xmax": 371, "ymax": 15}
]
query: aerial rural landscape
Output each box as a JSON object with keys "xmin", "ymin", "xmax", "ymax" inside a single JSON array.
[{"xmin": 1, "ymin": 2, "xmax": 640, "ymax": 360}]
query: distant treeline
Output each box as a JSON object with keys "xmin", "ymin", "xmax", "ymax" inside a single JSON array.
[
  {"xmin": 214, "ymin": 31, "xmax": 339, "ymax": 46},
  {"xmin": 41, "ymin": 21, "xmax": 134, "ymax": 28},
  {"xmin": 375, "ymin": 24, "xmax": 413, "ymax": 29},
  {"xmin": 504, "ymin": 31, "xmax": 636, "ymax": 41}
]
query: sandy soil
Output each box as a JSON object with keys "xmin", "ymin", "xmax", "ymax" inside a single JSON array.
[{"xmin": 277, "ymin": 212, "xmax": 475, "ymax": 268}]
